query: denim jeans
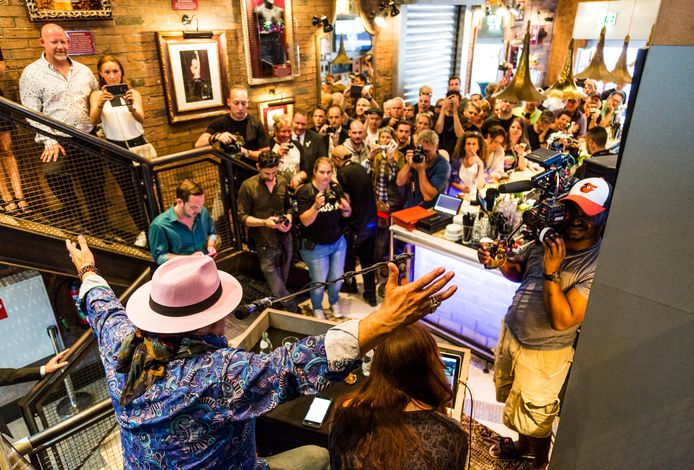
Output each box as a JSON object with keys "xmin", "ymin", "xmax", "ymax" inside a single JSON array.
[
  {"xmin": 257, "ymin": 233, "xmax": 296, "ymax": 310},
  {"xmin": 301, "ymin": 235, "xmax": 346, "ymax": 309}
]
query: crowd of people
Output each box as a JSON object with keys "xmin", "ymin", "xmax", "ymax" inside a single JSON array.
[{"xmin": 0, "ymin": 22, "xmax": 623, "ymax": 469}]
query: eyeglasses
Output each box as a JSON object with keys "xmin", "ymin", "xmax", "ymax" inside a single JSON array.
[{"xmin": 258, "ymin": 156, "xmax": 280, "ymax": 168}]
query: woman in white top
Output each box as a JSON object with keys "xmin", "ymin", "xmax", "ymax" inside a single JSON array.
[
  {"xmin": 483, "ymin": 125, "xmax": 507, "ymax": 181},
  {"xmin": 448, "ymin": 131, "xmax": 485, "ymax": 197},
  {"xmin": 90, "ymin": 55, "xmax": 145, "ymax": 147},
  {"xmin": 89, "ymin": 55, "xmax": 149, "ymax": 246}
]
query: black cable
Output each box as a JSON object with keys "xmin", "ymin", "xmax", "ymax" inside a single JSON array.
[{"xmin": 462, "ymin": 380, "xmax": 474, "ymax": 470}]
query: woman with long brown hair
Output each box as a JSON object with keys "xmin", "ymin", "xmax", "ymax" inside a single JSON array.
[{"xmin": 329, "ymin": 323, "xmax": 468, "ymax": 469}]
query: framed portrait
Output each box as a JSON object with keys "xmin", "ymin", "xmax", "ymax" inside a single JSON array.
[
  {"xmin": 157, "ymin": 31, "xmax": 230, "ymax": 123},
  {"xmin": 258, "ymin": 99, "xmax": 295, "ymax": 133},
  {"xmin": 240, "ymin": 0, "xmax": 297, "ymax": 85},
  {"xmin": 25, "ymin": 1, "xmax": 112, "ymax": 22}
]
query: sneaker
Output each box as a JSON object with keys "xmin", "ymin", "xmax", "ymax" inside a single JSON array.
[
  {"xmin": 363, "ymin": 292, "xmax": 377, "ymax": 307},
  {"xmin": 313, "ymin": 308, "xmax": 326, "ymax": 320},
  {"xmin": 134, "ymin": 231, "xmax": 148, "ymax": 248},
  {"xmin": 330, "ymin": 303, "xmax": 344, "ymax": 319}
]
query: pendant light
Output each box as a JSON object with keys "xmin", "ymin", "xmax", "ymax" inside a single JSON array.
[
  {"xmin": 576, "ymin": 26, "xmax": 613, "ymax": 82},
  {"xmin": 493, "ymin": 22, "xmax": 545, "ymax": 103},
  {"xmin": 545, "ymin": 39, "xmax": 586, "ymax": 101},
  {"xmin": 606, "ymin": 35, "xmax": 632, "ymax": 85},
  {"xmin": 332, "ymin": 34, "xmax": 352, "ymax": 65}
]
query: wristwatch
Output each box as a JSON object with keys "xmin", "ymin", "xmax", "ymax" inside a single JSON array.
[{"xmin": 543, "ymin": 271, "xmax": 561, "ymax": 283}]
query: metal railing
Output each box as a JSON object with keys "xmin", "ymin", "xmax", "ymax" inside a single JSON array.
[
  {"xmin": 0, "ymin": 96, "xmax": 258, "ymax": 262},
  {"xmin": 16, "ymin": 268, "xmax": 150, "ymax": 470}
]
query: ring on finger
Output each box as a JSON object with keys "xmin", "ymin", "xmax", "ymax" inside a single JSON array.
[{"xmin": 429, "ymin": 296, "xmax": 440, "ymax": 313}]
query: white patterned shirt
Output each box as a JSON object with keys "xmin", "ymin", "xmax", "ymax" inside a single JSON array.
[{"xmin": 19, "ymin": 53, "xmax": 97, "ymax": 146}]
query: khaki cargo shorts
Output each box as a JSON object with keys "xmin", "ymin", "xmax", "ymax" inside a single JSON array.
[{"xmin": 494, "ymin": 322, "xmax": 574, "ymax": 438}]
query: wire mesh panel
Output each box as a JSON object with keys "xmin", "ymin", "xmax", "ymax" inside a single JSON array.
[
  {"xmin": 0, "ymin": 110, "xmax": 150, "ymax": 249},
  {"xmin": 35, "ymin": 414, "xmax": 122, "ymax": 470},
  {"xmin": 153, "ymin": 157, "xmax": 235, "ymax": 251}
]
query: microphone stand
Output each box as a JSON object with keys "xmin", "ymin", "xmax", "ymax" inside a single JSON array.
[{"xmin": 236, "ymin": 253, "xmax": 413, "ymax": 319}]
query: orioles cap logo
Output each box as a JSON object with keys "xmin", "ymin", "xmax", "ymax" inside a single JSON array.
[{"xmin": 580, "ymin": 182, "xmax": 598, "ymax": 193}]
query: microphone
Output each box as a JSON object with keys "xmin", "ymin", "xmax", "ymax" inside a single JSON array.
[
  {"xmin": 234, "ymin": 297, "xmax": 273, "ymax": 320},
  {"xmin": 498, "ymin": 180, "xmax": 535, "ymax": 193}
]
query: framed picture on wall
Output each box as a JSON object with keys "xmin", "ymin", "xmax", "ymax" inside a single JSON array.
[
  {"xmin": 240, "ymin": 0, "xmax": 297, "ymax": 85},
  {"xmin": 157, "ymin": 31, "xmax": 230, "ymax": 123},
  {"xmin": 258, "ymin": 99, "xmax": 295, "ymax": 133},
  {"xmin": 25, "ymin": 0, "xmax": 113, "ymax": 22}
]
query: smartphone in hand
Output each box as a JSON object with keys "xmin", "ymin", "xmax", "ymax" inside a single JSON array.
[
  {"xmin": 105, "ymin": 84, "xmax": 128, "ymax": 96},
  {"xmin": 302, "ymin": 396, "xmax": 333, "ymax": 428}
]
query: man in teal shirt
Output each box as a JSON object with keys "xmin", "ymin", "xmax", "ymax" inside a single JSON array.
[{"xmin": 148, "ymin": 179, "xmax": 218, "ymax": 265}]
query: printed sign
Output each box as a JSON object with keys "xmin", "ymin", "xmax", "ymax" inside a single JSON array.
[{"xmin": 66, "ymin": 31, "xmax": 96, "ymax": 56}]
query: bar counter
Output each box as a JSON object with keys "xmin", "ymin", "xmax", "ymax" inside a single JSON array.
[{"xmin": 390, "ymin": 224, "xmax": 518, "ymax": 361}]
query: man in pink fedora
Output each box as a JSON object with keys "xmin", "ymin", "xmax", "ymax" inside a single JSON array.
[{"xmin": 66, "ymin": 235, "xmax": 457, "ymax": 469}]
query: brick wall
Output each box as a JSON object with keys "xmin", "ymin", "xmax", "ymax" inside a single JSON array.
[{"xmin": 0, "ymin": 0, "xmax": 346, "ymax": 154}]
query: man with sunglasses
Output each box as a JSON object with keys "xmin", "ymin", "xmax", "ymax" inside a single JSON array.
[
  {"xmin": 478, "ymin": 177, "xmax": 611, "ymax": 470},
  {"xmin": 237, "ymin": 151, "xmax": 297, "ymax": 311},
  {"xmin": 555, "ymin": 97, "xmax": 587, "ymax": 137}
]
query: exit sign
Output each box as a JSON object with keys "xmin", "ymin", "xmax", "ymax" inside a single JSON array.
[{"xmin": 603, "ymin": 12, "xmax": 618, "ymax": 25}]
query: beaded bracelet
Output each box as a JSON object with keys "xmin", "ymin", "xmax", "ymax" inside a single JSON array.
[{"xmin": 77, "ymin": 264, "xmax": 100, "ymax": 280}]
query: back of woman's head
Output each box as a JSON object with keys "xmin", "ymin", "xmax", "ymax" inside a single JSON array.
[
  {"xmin": 330, "ymin": 323, "xmax": 452, "ymax": 469},
  {"xmin": 368, "ymin": 323, "xmax": 452, "ymax": 408}
]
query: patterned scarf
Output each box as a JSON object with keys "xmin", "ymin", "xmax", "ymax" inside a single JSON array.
[{"xmin": 115, "ymin": 329, "xmax": 223, "ymax": 406}]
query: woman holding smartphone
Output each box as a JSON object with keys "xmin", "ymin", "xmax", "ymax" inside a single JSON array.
[
  {"xmin": 89, "ymin": 55, "xmax": 151, "ymax": 247},
  {"xmin": 329, "ymin": 323, "xmax": 468, "ymax": 469}
]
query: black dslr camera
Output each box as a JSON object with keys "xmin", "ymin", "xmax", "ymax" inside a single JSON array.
[
  {"xmin": 322, "ymin": 183, "xmax": 344, "ymax": 207},
  {"xmin": 412, "ymin": 145, "xmax": 426, "ymax": 164},
  {"xmin": 275, "ymin": 214, "xmax": 290, "ymax": 227},
  {"xmin": 325, "ymin": 126, "xmax": 337, "ymax": 134},
  {"xmin": 210, "ymin": 132, "xmax": 246, "ymax": 155}
]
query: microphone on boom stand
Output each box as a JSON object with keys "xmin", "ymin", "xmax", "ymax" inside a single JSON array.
[{"xmin": 233, "ymin": 253, "xmax": 415, "ymax": 320}]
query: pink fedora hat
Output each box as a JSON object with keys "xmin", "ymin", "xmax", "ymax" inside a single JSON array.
[{"xmin": 126, "ymin": 256, "xmax": 243, "ymax": 334}]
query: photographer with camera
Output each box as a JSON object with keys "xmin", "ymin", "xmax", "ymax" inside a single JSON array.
[
  {"xmin": 319, "ymin": 105, "xmax": 350, "ymax": 150},
  {"xmin": 396, "ymin": 130, "xmax": 451, "ymax": 209},
  {"xmin": 195, "ymin": 85, "xmax": 269, "ymax": 163},
  {"xmin": 478, "ymin": 177, "xmax": 611, "ymax": 470},
  {"xmin": 237, "ymin": 151, "xmax": 297, "ymax": 312},
  {"xmin": 297, "ymin": 157, "xmax": 352, "ymax": 319}
]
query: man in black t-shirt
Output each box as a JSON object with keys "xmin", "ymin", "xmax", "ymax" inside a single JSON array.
[
  {"xmin": 481, "ymin": 99, "xmax": 516, "ymax": 135},
  {"xmin": 195, "ymin": 85, "xmax": 270, "ymax": 165},
  {"xmin": 332, "ymin": 145, "xmax": 378, "ymax": 306},
  {"xmin": 433, "ymin": 91, "xmax": 464, "ymax": 157}
]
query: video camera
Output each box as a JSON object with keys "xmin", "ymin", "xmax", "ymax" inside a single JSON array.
[{"xmin": 498, "ymin": 148, "xmax": 576, "ymax": 244}]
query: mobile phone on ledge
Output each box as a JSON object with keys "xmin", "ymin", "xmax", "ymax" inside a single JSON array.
[
  {"xmin": 105, "ymin": 84, "xmax": 128, "ymax": 96},
  {"xmin": 302, "ymin": 396, "xmax": 333, "ymax": 428}
]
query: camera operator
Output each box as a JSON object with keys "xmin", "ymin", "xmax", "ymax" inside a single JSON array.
[
  {"xmin": 478, "ymin": 177, "xmax": 611, "ymax": 470},
  {"xmin": 396, "ymin": 130, "xmax": 451, "ymax": 209},
  {"xmin": 194, "ymin": 85, "xmax": 269, "ymax": 163},
  {"xmin": 237, "ymin": 151, "xmax": 297, "ymax": 312}
]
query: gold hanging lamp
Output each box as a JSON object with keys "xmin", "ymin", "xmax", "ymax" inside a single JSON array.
[
  {"xmin": 606, "ymin": 35, "xmax": 632, "ymax": 85},
  {"xmin": 576, "ymin": 26, "xmax": 613, "ymax": 82},
  {"xmin": 545, "ymin": 39, "xmax": 586, "ymax": 101},
  {"xmin": 332, "ymin": 34, "xmax": 352, "ymax": 65},
  {"xmin": 493, "ymin": 22, "xmax": 545, "ymax": 103}
]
